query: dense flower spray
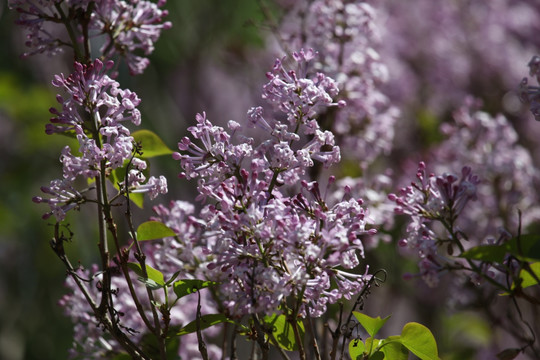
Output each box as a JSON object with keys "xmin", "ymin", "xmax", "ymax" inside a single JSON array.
[
  {"xmin": 377, "ymin": 0, "xmax": 539, "ymax": 115},
  {"xmin": 14, "ymin": 0, "xmax": 540, "ymax": 358},
  {"xmin": 433, "ymin": 99, "xmax": 540, "ymax": 237},
  {"xmin": 174, "ymin": 50, "xmax": 375, "ymax": 317},
  {"xmin": 278, "ymin": 0, "xmax": 398, "ymax": 168},
  {"xmin": 9, "ymin": 0, "xmax": 171, "ymax": 74},
  {"xmin": 33, "ymin": 59, "xmax": 167, "ymax": 221},
  {"xmin": 389, "ymin": 162, "xmax": 481, "ymax": 286},
  {"xmin": 389, "ymin": 97, "xmax": 540, "ymax": 287}
]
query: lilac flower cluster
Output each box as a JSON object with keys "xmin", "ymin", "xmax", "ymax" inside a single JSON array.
[
  {"xmin": 8, "ymin": 0, "xmax": 171, "ymax": 74},
  {"xmin": 60, "ymin": 260, "xmax": 222, "ymax": 359},
  {"xmin": 377, "ymin": 0, "xmax": 539, "ymax": 115},
  {"xmin": 388, "ymin": 162, "xmax": 481, "ymax": 287},
  {"xmin": 279, "ymin": 0, "xmax": 398, "ymax": 168},
  {"xmin": 174, "ymin": 52, "xmax": 374, "ymax": 317},
  {"xmin": 520, "ymin": 55, "xmax": 540, "ymax": 121},
  {"xmin": 9, "ymin": 0, "xmax": 65, "ymax": 57},
  {"xmin": 432, "ymin": 99, "xmax": 540, "ymax": 240},
  {"xmin": 33, "ymin": 59, "xmax": 167, "ymax": 221},
  {"xmin": 90, "ymin": 0, "xmax": 172, "ymax": 75}
]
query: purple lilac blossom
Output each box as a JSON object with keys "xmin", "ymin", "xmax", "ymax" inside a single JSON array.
[
  {"xmin": 520, "ymin": 55, "xmax": 540, "ymax": 121},
  {"xmin": 376, "ymin": 0, "xmax": 539, "ymax": 115},
  {"xmin": 8, "ymin": 0, "xmax": 66, "ymax": 57},
  {"xmin": 332, "ymin": 171, "xmax": 396, "ymax": 248},
  {"xmin": 388, "ymin": 162, "xmax": 481, "ymax": 287},
  {"xmin": 278, "ymin": 0, "xmax": 398, "ymax": 168},
  {"xmin": 389, "ymin": 97, "xmax": 540, "ymax": 287},
  {"xmin": 34, "ymin": 59, "xmax": 167, "ymax": 221},
  {"xmin": 60, "ymin": 200, "xmax": 221, "ymax": 359},
  {"xmin": 60, "ymin": 258, "xmax": 222, "ymax": 359},
  {"xmin": 89, "ymin": 0, "xmax": 172, "ymax": 75},
  {"xmin": 9, "ymin": 0, "xmax": 171, "ymax": 74},
  {"xmin": 432, "ymin": 98, "xmax": 540, "ymax": 240},
  {"xmin": 173, "ymin": 52, "xmax": 374, "ymax": 317}
]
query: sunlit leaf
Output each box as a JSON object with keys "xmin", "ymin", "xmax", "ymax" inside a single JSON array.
[
  {"xmin": 264, "ymin": 313, "xmax": 305, "ymax": 352},
  {"xmin": 136, "ymin": 221, "xmax": 176, "ymax": 241},
  {"xmin": 353, "ymin": 311, "xmax": 390, "ymax": 338},
  {"xmin": 176, "ymin": 314, "xmax": 232, "ymax": 336},
  {"xmin": 400, "ymin": 322, "xmax": 439, "ymax": 360},
  {"xmin": 380, "ymin": 336, "xmax": 408, "ymax": 360},
  {"xmin": 348, "ymin": 339, "xmax": 365, "ymax": 360},
  {"xmin": 132, "ymin": 129, "xmax": 173, "ymax": 158},
  {"xmin": 127, "ymin": 262, "xmax": 165, "ymax": 286},
  {"xmin": 173, "ymin": 279, "xmax": 216, "ymax": 299},
  {"xmin": 364, "ymin": 337, "xmax": 381, "ymax": 354},
  {"xmin": 508, "ymin": 262, "xmax": 540, "ymax": 292}
]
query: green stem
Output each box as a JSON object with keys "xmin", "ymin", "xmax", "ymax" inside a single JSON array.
[
  {"xmin": 123, "ymin": 158, "xmax": 168, "ymax": 360},
  {"xmin": 54, "ymin": 3, "xmax": 84, "ymax": 62}
]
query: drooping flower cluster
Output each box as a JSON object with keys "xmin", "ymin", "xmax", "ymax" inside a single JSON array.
[
  {"xmin": 278, "ymin": 0, "xmax": 398, "ymax": 168},
  {"xmin": 173, "ymin": 51, "xmax": 374, "ymax": 317},
  {"xmin": 8, "ymin": 0, "xmax": 171, "ymax": 74},
  {"xmin": 33, "ymin": 59, "xmax": 167, "ymax": 221},
  {"xmin": 388, "ymin": 162, "xmax": 481, "ymax": 286}
]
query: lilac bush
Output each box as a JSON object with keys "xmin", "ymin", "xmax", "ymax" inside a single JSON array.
[{"xmin": 10, "ymin": 0, "xmax": 540, "ymax": 359}]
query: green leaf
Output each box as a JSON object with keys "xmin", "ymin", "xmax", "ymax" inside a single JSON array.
[
  {"xmin": 513, "ymin": 262, "xmax": 540, "ymax": 290},
  {"xmin": 460, "ymin": 235, "xmax": 540, "ymax": 263},
  {"xmin": 136, "ymin": 221, "xmax": 176, "ymax": 241},
  {"xmin": 127, "ymin": 192, "xmax": 144, "ymax": 208},
  {"xmin": 348, "ymin": 339, "xmax": 365, "ymax": 360},
  {"xmin": 110, "ymin": 159, "xmax": 148, "ymax": 209},
  {"xmin": 400, "ymin": 322, "xmax": 439, "ymax": 360},
  {"xmin": 139, "ymin": 329, "xmax": 181, "ymax": 360},
  {"xmin": 177, "ymin": 314, "xmax": 232, "ymax": 335},
  {"xmin": 506, "ymin": 234, "xmax": 540, "ymax": 261},
  {"xmin": 460, "ymin": 245, "xmax": 507, "ymax": 263},
  {"xmin": 369, "ymin": 351, "xmax": 384, "ymax": 360},
  {"xmin": 380, "ymin": 337, "xmax": 409, "ymax": 360},
  {"xmin": 353, "ymin": 311, "xmax": 391, "ymax": 338},
  {"xmin": 364, "ymin": 337, "xmax": 381, "ymax": 354},
  {"xmin": 127, "ymin": 262, "xmax": 165, "ymax": 286},
  {"xmin": 132, "ymin": 129, "xmax": 173, "ymax": 158},
  {"xmin": 173, "ymin": 279, "xmax": 216, "ymax": 299},
  {"xmin": 264, "ymin": 313, "xmax": 305, "ymax": 352}
]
